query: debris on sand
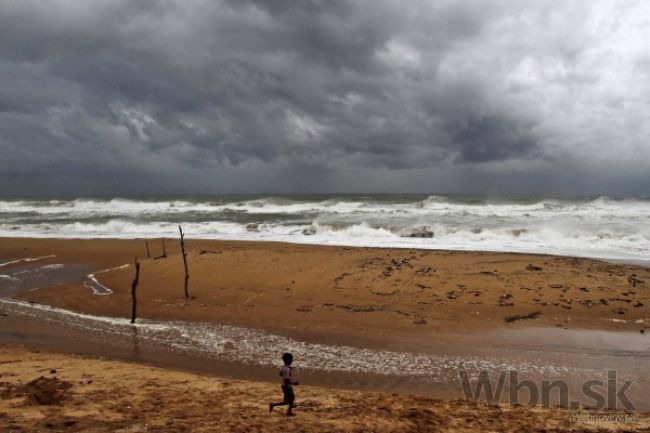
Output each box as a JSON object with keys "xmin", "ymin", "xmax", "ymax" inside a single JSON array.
[
  {"xmin": 628, "ymin": 275, "xmax": 644, "ymax": 287},
  {"xmin": 199, "ymin": 249, "xmax": 221, "ymax": 255},
  {"xmin": 415, "ymin": 266, "xmax": 433, "ymax": 274},
  {"xmin": 390, "ymin": 258, "xmax": 411, "ymax": 268},
  {"xmin": 336, "ymin": 304, "xmax": 388, "ymax": 313},
  {"xmin": 14, "ymin": 376, "xmax": 72, "ymax": 405},
  {"xmin": 446, "ymin": 290, "xmax": 459, "ymax": 300},
  {"xmin": 370, "ymin": 289, "xmax": 400, "ymax": 296},
  {"xmin": 526, "ymin": 264, "xmax": 543, "ymax": 271},
  {"xmin": 498, "ymin": 293, "xmax": 514, "ymax": 307},
  {"xmin": 334, "ymin": 273, "xmax": 352, "ymax": 285},
  {"xmin": 505, "ymin": 311, "xmax": 541, "ymax": 323},
  {"xmin": 578, "ymin": 299, "xmax": 594, "ymax": 308}
]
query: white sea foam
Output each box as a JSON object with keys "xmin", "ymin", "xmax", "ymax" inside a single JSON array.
[
  {"xmin": 0, "ymin": 299, "xmax": 592, "ymax": 379},
  {"xmin": 1, "ymin": 196, "xmax": 649, "ymax": 261},
  {"xmin": 0, "ymin": 255, "xmax": 56, "ymax": 268},
  {"xmin": 84, "ymin": 263, "xmax": 130, "ymax": 295}
]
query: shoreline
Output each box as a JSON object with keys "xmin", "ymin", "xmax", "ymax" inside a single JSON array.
[
  {"xmin": 2, "ymin": 297, "xmax": 649, "ymax": 409},
  {"xmin": 3, "ymin": 234, "xmax": 649, "ymax": 268}
]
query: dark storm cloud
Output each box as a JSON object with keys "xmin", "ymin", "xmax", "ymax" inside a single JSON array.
[
  {"xmin": 450, "ymin": 116, "xmax": 539, "ymax": 163},
  {"xmin": 1, "ymin": 0, "xmax": 649, "ymax": 195}
]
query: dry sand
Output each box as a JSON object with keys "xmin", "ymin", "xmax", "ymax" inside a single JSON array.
[{"xmin": 1, "ymin": 344, "xmax": 647, "ymax": 433}]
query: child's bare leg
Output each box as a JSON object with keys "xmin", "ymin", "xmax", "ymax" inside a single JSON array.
[{"xmin": 270, "ymin": 401, "xmax": 288, "ymax": 412}]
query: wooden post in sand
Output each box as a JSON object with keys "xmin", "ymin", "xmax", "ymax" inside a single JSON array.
[
  {"xmin": 154, "ymin": 238, "xmax": 167, "ymax": 260},
  {"xmin": 145, "ymin": 240, "xmax": 151, "ymax": 259},
  {"xmin": 179, "ymin": 225, "xmax": 190, "ymax": 299},
  {"xmin": 130, "ymin": 259, "xmax": 140, "ymax": 324}
]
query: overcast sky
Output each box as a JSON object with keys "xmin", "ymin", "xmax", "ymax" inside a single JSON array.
[{"xmin": 1, "ymin": 0, "xmax": 649, "ymax": 197}]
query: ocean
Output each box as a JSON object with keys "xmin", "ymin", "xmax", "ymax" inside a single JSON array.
[{"xmin": 1, "ymin": 195, "xmax": 649, "ymax": 261}]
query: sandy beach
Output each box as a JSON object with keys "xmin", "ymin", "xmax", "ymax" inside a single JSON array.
[
  {"xmin": 1, "ymin": 344, "xmax": 648, "ymax": 432},
  {"xmin": 1, "ymin": 237, "xmax": 649, "ymax": 431},
  {"xmin": 1, "ymin": 237, "xmax": 649, "ymax": 337}
]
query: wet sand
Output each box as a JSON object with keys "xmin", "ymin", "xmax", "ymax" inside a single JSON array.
[{"xmin": 2, "ymin": 344, "xmax": 648, "ymax": 433}]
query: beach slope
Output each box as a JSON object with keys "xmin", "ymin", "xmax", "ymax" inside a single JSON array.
[{"xmin": 1, "ymin": 345, "xmax": 646, "ymax": 433}]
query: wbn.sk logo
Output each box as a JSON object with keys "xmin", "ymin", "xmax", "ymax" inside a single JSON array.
[{"xmin": 459, "ymin": 370, "xmax": 635, "ymax": 411}]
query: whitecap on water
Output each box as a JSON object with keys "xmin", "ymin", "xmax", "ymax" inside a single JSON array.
[{"xmin": 1, "ymin": 196, "xmax": 649, "ymax": 261}]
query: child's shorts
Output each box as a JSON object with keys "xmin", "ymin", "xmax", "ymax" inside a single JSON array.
[{"xmin": 281, "ymin": 385, "xmax": 295, "ymax": 404}]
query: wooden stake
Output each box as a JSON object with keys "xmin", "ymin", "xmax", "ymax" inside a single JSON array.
[
  {"xmin": 179, "ymin": 225, "xmax": 190, "ymax": 299},
  {"xmin": 130, "ymin": 258, "xmax": 140, "ymax": 324},
  {"xmin": 145, "ymin": 240, "xmax": 151, "ymax": 259},
  {"xmin": 154, "ymin": 238, "xmax": 167, "ymax": 260}
]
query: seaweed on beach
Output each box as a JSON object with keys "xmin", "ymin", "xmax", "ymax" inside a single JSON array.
[
  {"xmin": 504, "ymin": 311, "xmax": 541, "ymax": 323},
  {"xmin": 11, "ymin": 376, "xmax": 73, "ymax": 406}
]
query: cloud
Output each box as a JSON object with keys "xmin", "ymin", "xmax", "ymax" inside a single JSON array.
[{"xmin": 1, "ymin": 0, "xmax": 649, "ymax": 195}]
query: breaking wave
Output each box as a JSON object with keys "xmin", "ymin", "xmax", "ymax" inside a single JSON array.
[{"xmin": 1, "ymin": 195, "xmax": 649, "ymax": 260}]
